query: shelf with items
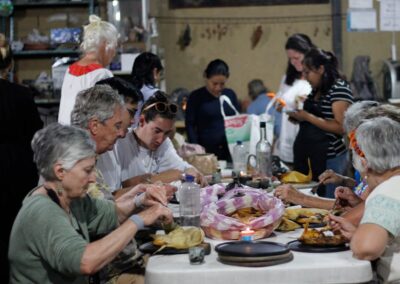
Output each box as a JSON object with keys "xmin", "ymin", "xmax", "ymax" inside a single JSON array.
[
  {"xmin": 13, "ymin": 49, "xmax": 80, "ymax": 58},
  {"xmin": 13, "ymin": 1, "xmax": 92, "ymax": 9}
]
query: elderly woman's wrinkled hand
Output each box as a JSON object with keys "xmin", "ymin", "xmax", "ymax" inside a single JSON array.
[
  {"xmin": 141, "ymin": 183, "xmax": 175, "ymax": 207},
  {"xmin": 138, "ymin": 203, "xmax": 173, "ymax": 226},
  {"xmin": 334, "ymin": 186, "xmax": 362, "ymax": 209},
  {"xmin": 328, "ymin": 213, "xmax": 356, "ymax": 240},
  {"xmin": 319, "ymin": 169, "xmax": 343, "ymax": 185},
  {"xmin": 274, "ymin": 184, "xmax": 302, "ymax": 204}
]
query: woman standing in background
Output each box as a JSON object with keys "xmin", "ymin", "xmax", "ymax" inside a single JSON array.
[
  {"xmin": 186, "ymin": 59, "xmax": 240, "ymax": 162},
  {"xmin": 0, "ymin": 34, "xmax": 43, "ymax": 281},
  {"xmin": 274, "ymin": 33, "xmax": 314, "ymax": 164},
  {"xmin": 289, "ymin": 48, "xmax": 353, "ymax": 198},
  {"xmin": 58, "ymin": 15, "xmax": 118, "ymax": 125},
  {"xmin": 131, "ymin": 52, "xmax": 163, "ymax": 124}
]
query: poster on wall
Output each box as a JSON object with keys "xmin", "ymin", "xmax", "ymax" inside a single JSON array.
[
  {"xmin": 169, "ymin": 0, "xmax": 329, "ymax": 9},
  {"xmin": 380, "ymin": 0, "xmax": 400, "ymax": 31}
]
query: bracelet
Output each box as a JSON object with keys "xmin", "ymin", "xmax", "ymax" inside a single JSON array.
[
  {"xmin": 134, "ymin": 193, "xmax": 145, "ymax": 208},
  {"xmin": 129, "ymin": 214, "xmax": 145, "ymax": 231}
]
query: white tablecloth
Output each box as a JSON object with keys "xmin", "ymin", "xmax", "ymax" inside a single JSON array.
[{"xmin": 145, "ymin": 229, "xmax": 373, "ymax": 284}]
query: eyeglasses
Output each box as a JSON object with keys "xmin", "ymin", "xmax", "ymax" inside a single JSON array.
[{"xmin": 142, "ymin": 102, "xmax": 178, "ymax": 114}]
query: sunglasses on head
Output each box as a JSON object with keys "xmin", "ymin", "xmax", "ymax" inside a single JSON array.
[{"xmin": 142, "ymin": 102, "xmax": 178, "ymax": 114}]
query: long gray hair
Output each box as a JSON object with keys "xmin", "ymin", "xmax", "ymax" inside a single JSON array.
[
  {"xmin": 31, "ymin": 123, "xmax": 96, "ymax": 181},
  {"xmin": 356, "ymin": 117, "xmax": 400, "ymax": 174},
  {"xmin": 71, "ymin": 84, "xmax": 124, "ymax": 128}
]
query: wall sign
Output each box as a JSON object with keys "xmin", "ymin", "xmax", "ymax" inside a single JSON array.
[{"xmin": 170, "ymin": 0, "xmax": 329, "ymax": 9}]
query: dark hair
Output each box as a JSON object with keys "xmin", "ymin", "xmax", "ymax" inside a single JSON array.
[
  {"xmin": 303, "ymin": 48, "xmax": 344, "ymax": 95},
  {"xmin": 141, "ymin": 91, "xmax": 176, "ymax": 122},
  {"xmin": 0, "ymin": 34, "xmax": 12, "ymax": 70},
  {"xmin": 284, "ymin": 33, "xmax": 315, "ymax": 85},
  {"xmin": 131, "ymin": 52, "xmax": 163, "ymax": 89},
  {"xmin": 96, "ymin": 77, "xmax": 143, "ymax": 104},
  {"xmin": 204, "ymin": 59, "xmax": 230, "ymax": 79},
  {"xmin": 248, "ymin": 79, "xmax": 269, "ymax": 101}
]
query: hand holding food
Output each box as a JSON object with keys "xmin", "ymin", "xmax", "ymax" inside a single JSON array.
[
  {"xmin": 318, "ymin": 169, "xmax": 344, "ymax": 185},
  {"xmin": 328, "ymin": 213, "xmax": 357, "ymax": 240},
  {"xmin": 274, "ymin": 184, "xmax": 303, "ymax": 204},
  {"xmin": 334, "ymin": 186, "xmax": 362, "ymax": 209}
]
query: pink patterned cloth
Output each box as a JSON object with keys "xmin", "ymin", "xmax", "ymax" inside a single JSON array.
[{"xmin": 200, "ymin": 185, "xmax": 285, "ymax": 240}]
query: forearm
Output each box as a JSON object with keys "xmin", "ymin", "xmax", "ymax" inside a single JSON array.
[
  {"xmin": 342, "ymin": 202, "xmax": 365, "ymax": 226},
  {"xmin": 297, "ymin": 194, "xmax": 334, "ymax": 210},
  {"xmin": 305, "ymin": 113, "xmax": 344, "ymax": 135},
  {"xmin": 122, "ymin": 174, "xmax": 152, "ymax": 188},
  {"xmin": 80, "ymin": 220, "xmax": 138, "ymax": 274}
]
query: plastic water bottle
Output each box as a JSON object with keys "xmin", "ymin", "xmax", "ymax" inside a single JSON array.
[
  {"xmin": 233, "ymin": 141, "xmax": 247, "ymax": 173},
  {"xmin": 255, "ymin": 121, "xmax": 272, "ymax": 178},
  {"xmin": 179, "ymin": 174, "xmax": 201, "ymax": 227}
]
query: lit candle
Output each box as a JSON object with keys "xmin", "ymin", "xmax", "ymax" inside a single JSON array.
[{"xmin": 240, "ymin": 227, "xmax": 255, "ymax": 242}]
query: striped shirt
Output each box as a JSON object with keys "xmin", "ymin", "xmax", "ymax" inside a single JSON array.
[{"xmin": 309, "ymin": 79, "xmax": 354, "ymax": 158}]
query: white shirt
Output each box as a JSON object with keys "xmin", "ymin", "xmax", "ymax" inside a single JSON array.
[
  {"xmin": 58, "ymin": 65, "xmax": 113, "ymax": 125},
  {"xmin": 276, "ymin": 76, "xmax": 312, "ymax": 163},
  {"xmin": 115, "ymin": 131, "xmax": 192, "ymax": 183},
  {"xmin": 96, "ymin": 150, "xmax": 122, "ymax": 192}
]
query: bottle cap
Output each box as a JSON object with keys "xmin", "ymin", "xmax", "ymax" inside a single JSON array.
[
  {"xmin": 236, "ymin": 140, "xmax": 242, "ymax": 145},
  {"xmin": 185, "ymin": 174, "xmax": 195, "ymax": 182},
  {"xmin": 260, "ymin": 121, "xmax": 266, "ymax": 128}
]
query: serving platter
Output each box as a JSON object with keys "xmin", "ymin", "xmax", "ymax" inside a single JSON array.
[
  {"xmin": 139, "ymin": 242, "xmax": 211, "ymax": 255},
  {"xmin": 287, "ymin": 240, "xmax": 349, "ymax": 253}
]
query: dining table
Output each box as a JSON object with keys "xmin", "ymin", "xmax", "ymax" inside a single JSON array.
[{"xmin": 145, "ymin": 197, "xmax": 373, "ymax": 284}]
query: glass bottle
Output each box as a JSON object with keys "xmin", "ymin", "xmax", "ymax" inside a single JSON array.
[{"xmin": 255, "ymin": 121, "xmax": 272, "ymax": 178}]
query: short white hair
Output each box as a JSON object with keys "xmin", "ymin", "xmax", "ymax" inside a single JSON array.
[{"xmin": 80, "ymin": 15, "xmax": 118, "ymax": 54}]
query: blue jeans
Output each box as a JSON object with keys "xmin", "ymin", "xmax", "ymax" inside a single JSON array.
[{"xmin": 324, "ymin": 151, "xmax": 349, "ymax": 198}]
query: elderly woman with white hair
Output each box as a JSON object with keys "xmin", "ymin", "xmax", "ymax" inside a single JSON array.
[
  {"xmin": 58, "ymin": 15, "xmax": 118, "ymax": 125},
  {"xmin": 330, "ymin": 117, "xmax": 400, "ymax": 283},
  {"xmin": 8, "ymin": 123, "xmax": 173, "ymax": 284}
]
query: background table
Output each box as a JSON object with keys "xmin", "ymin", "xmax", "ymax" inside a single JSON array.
[{"xmin": 145, "ymin": 229, "xmax": 373, "ymax": 284}]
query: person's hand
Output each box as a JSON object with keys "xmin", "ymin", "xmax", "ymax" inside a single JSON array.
[
  {"xmin": 287, "ymin": 110, "xmax": 309, "ymax": 122},
  {"xmin": 138, "ymin": 203, "xmax": 173, "ymax": 226},
  {"xmin": 319, "ymin": 169, "xmax": 343, "ymax": 185},
  {"xmin": 328, "ymin": 213, "xmax": 357, "ymax": 240},
  {"xmin": 141, "ymin": 183, "xmax": 178, "ymax": 207},
  {"xmin": 274, "ymin": 184, "xmax": 303, "ymax": 204},
  {"xmin": 185, "ymin": 167, "xmax": 208, "ymax": 187},
  {"xmin": 334, "ymin": 186, "xmax": 362, "ymax": 209}
]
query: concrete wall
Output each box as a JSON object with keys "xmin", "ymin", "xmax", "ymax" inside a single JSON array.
[{"xmin": 151, "ymin": 0, "xmax": 400, "ymax": 102}]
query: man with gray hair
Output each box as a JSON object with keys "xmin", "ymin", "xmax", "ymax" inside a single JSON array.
[
  {"xmin": 71, "ymin": 84, "xmax": 174, "ymax": 283},
  {"xmin": 71, "ymin": 84, "xmax": 125, "ymax": 156}
]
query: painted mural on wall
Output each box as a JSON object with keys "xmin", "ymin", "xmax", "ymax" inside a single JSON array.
[{"xmin": 169, "ymin": 0, "xmax": 329, "ymax": 9}]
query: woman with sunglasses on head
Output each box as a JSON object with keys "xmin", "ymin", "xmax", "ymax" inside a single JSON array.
[
  {"xmin": 114, "ymin": 91, "xmax": 205, "ymax": 195},
  {"xmin": 186, "ymin": 59, "xmax": 240, "ymax": 162},
  {"xmin": 288, "ymin": 48, "xmax": 354, "ymax": 198},
  {"xmin": 58, "ymin": 15, "xmax": 118, "ymax": 125}
]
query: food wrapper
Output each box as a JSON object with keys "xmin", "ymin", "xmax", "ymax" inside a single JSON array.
[
  {"xmin": 280, "ymin": 159, "xmax": 312, "ymax": 183},
  {"xmin": 186, "ymin": 153, "xmax": 218, "ymax": 175},
  {"xmin": 200, "ymin": 185, "xmax": 284, "ymax": 240}
]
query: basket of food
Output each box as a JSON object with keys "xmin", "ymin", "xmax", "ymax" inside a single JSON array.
[{"xmin": 200, "ymin": 185, "xmax": 285, "ymax": 240}]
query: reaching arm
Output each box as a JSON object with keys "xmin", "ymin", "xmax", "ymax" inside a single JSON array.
[
  {"xmin": 274, "ymin": 184, "xmax": 334, "ymax": 210},
  {"xmin": 80, "ymin": 203, "xmax": 172, "ymax": 275}
]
